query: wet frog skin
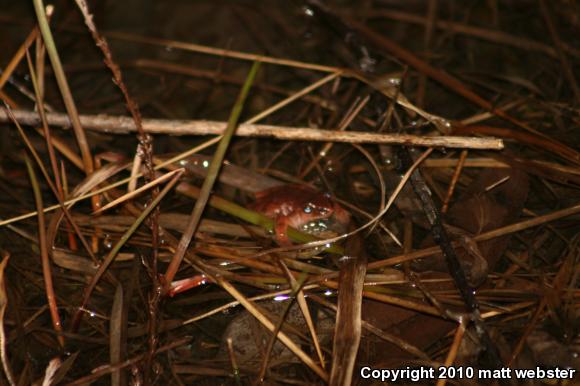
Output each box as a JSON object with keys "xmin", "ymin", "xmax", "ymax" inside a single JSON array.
[{"xmin": 250, "ymin": 184, "xmax": 351, "ymax": 245}]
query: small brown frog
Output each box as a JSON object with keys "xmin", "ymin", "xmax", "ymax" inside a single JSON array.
[{"xmin": 250, "ymin": 184, "xmax": 351, "ymax": 245}]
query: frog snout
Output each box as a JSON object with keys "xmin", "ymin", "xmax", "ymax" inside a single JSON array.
[{"xmin": 325, "ymin": 209, "xmax": 351, "ymax": 235}]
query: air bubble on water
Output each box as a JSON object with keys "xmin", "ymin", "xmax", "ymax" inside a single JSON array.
[
  {"xmin": 202, "ymin": 160, "xmax": 209, "ymax": 168},
  {"xmin": 165, "ymin": 46, "xmax": 173, "ymax": 52},
  {"xmin": 302, "ymin": 6, "xmax": 314, "ymax": 16},
  {"xmin": 103, "ymin": 234, "xmax": 113, "ymax": 249},
  {"xmin": 274, "ymin": 295, "xmax": 289, "ymax": 302},
  {"xmin": 324, "ymin": 290, "xmax": 333, "ymax": 296},
  {"xmin": 389, "ymin": 78, "xmax": 401, "ymax": 86}
]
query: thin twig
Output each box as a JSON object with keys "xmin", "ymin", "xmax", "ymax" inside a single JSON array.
[{"xmin": 0, "ymin": 109, "xmax": 504, "ymax": 150}]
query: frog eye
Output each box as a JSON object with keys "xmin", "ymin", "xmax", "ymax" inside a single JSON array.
[{"xmin": 303, "ymin": 204, "xmax": 313, "ymax": 214}]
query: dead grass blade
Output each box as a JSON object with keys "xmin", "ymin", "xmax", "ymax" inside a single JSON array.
[
  {"xmin": 0, "ymin": 27, "xmax": 38, "ymax": 90},
  {"xmin": 104, "ymin": 30, "xmax": 340, "ymax": 73},
  {"xmin": 110, "ymin": 284, "xmax": 125, "ymax": 386},
  {"xmin": 435, "ymin": 319, "xmax": 467, "ymax": 386},
  {"xmin": 24, "ymin": 155, "xmax": 64, "ymax": 347},
  {"xmin": 0, "ymin": 252, "xmax": 15, "ymax": 386},
  {"xmin": 285, "ymin": 271, "xmax": 326, "ymax": 370},
  {"xmin": 225, "ymin": 338, "xmax": 242, "ymax": 385},
  {"xmin": 330, "ymin": 234, "xmax": 367, "ymax": 386},
  {"xmin": 94, "ymin": 168, "xmax": 183, "ymax": 214},
  {"xmin": 441, "ymin": 149, "xmax": 468, "ymax": 214},
  {"xmin": 32, "ymin": 0, "xmax": 94, "ymax": 173},
  {"xmin": 45, "ymin": 352, "xmax": 79, "ymax": 385},
  {"xmin": 40, "ymin": 357, "xmax": 61, "ymax": 386},
  {"xmin": 25, "ymin": 50, "xmax": 63, "ymax": 199}
]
